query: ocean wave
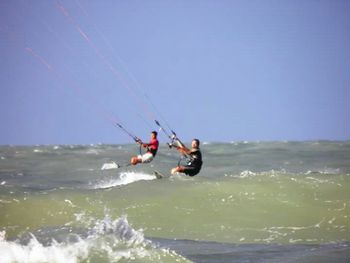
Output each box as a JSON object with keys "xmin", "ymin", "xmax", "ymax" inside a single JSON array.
[
  {"xmin": 85, "ymin": 149, "xmax": 100, "ymax": 155},
  {"xmin": 0, "ymin": 216, "xmax": 146, "ymax": 263},
  {"xmin": 0, "ymin": 215, "xmax": 185, "ymax": 263},
  {"xmin": 225, "ymin": 169, "xmax": 288, "ymax": 178},
  {"xmin": 224, "ymin": 168, "xmax": 344, "ymax": 179},
  {"xmin": 33, "ymin": 149, "xmax": 44, "ymax": 153},
  {"xmin": 305, "ymin": 168, "xmax": 341, "ymax": 175}
]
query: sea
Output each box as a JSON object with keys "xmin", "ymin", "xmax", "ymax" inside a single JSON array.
[{"xmin": 0, "ymin": 141, "xmax": 349, "ymax": 263}]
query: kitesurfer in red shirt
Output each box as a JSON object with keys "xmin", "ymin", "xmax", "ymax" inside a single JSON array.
[{"xmin": 130, "ymin": 131, "xmax": 159, "ymax": 165}]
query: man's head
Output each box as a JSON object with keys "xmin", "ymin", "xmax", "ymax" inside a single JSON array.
[
  {"xmin": 151, "ymin": 131, "xmax": 158, "ymax": 139},
  {"xmin": 192, "ymin": 139, "xmax": 200, "ymax": 149}
]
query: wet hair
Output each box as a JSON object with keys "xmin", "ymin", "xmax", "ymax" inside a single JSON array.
[
  {"xmin": 193, "ymin": 138, "xmax": 200, "ymax": 147},
  {"xmin": 151, "ymin": 131, "xmax": 158, "ymax": 137}
]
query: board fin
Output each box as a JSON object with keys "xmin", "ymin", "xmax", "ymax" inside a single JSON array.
[{"xmin": 153, "ymin": 170, "xmax": 164, "ymax": 179}]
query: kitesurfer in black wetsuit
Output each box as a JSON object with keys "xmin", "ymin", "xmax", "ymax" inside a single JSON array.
[{"xmin": 170, "ymin": 138, "xmax": 203, "ymax": 176}]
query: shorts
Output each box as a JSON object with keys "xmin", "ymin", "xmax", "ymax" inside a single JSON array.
[
  {"xmin": 183, "ymin": 166, "xmax": 201, "ymax": 177},
  {"xmin": 137, "ymin": 152, "xmax": 154, "ymax": 163}
]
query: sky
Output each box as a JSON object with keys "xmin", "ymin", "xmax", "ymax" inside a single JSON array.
[{"xmin": 1, "ymin": 0, "xmax": 350, "ymax": 145}]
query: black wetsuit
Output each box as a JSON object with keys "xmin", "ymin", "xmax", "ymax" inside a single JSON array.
[{"xmin": 183, "ymin": 149, "xmax": 203, "ymax": 176}]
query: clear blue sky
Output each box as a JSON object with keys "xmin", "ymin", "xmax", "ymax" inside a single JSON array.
[{"xmin": 1, "ymin": 0, "xmax": 349, "ymax": 145}]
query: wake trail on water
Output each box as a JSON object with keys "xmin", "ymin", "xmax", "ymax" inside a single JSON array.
[{"xmin": 93, "ymin": 171, "xmax": 158, "ymax": 189}]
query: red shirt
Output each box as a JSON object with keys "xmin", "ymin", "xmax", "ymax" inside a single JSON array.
[{"xmin": 144, "ymin": 138, "xmax": 159, "ymax": 156}]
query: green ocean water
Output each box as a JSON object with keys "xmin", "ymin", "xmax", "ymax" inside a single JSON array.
[{"xmin": 0, "ymin": 141, "xmax": 349, "ymax": 262}]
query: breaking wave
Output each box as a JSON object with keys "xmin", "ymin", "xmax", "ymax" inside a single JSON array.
[{"xmin": 0, "ymin": 215, "xmax": 186, "ymax": 263}]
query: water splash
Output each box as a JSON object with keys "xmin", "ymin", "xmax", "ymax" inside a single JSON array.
[
  {"xmin": 94, "ymin": 171, "xmax": 157, "ymax": 189},
  {"xmin": 0, "ymin": 215, "xmax": 171, "ymax": 263}
]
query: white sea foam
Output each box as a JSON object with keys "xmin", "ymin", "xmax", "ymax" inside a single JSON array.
[
  {"xmin": 0, "ymin": 216, "xmax": 154, "ymax": 263},
  {"xmin": 225, "ymin": 170, "xmax": 257, "ymax": 178},
  {"xmin": 94, "ymin": 172, "xmax": 157, "ymax": 189},
  {"xmin": 240, "ymin": 170, "xmax": 257, "ymax": 177},
  {"xmin": 305, "ymin": 168, "xmax": 341, "ymax": 175},
  {"xmin": 101, "ymin": 162, "xmax": 120, "ymax": 170},
  {"xmin": 64, "ymin": 199, "xmax": 76, "ymax": 207},
  {"xmin": 85, "ymin": 149, "xmax": 99, "ymax": 155},
  {"xmin": 0, "ymin": 234, "xmax": 89, "ymax": 263}
]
